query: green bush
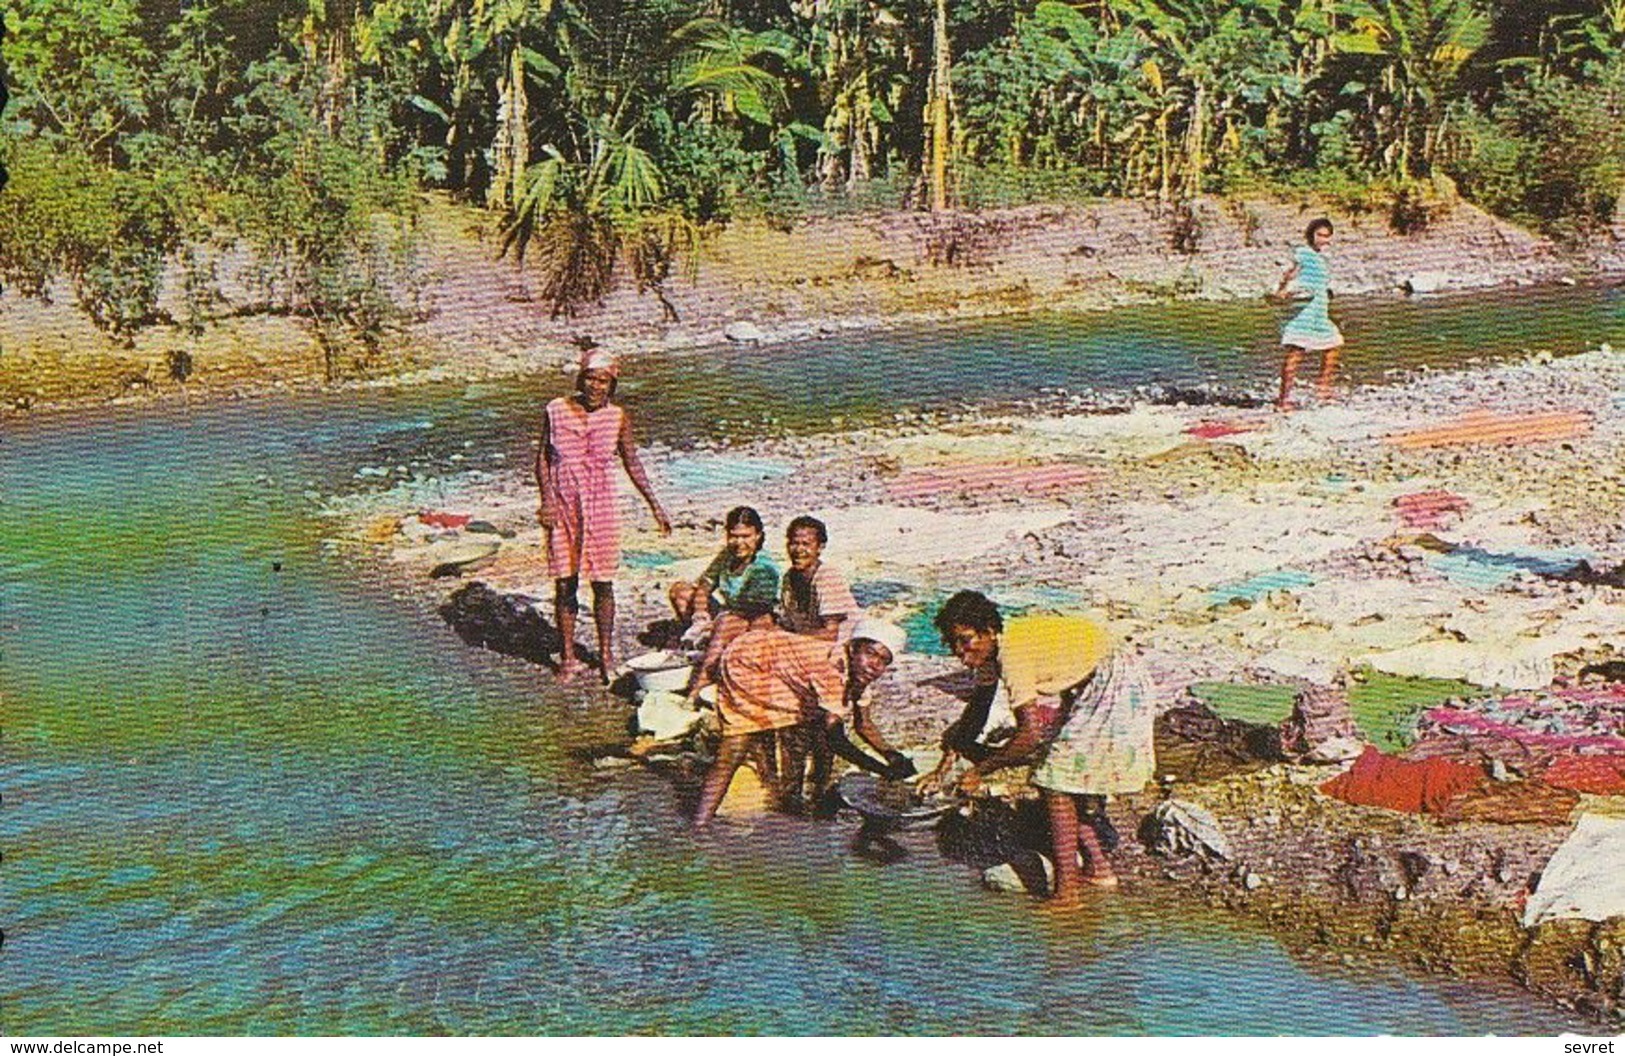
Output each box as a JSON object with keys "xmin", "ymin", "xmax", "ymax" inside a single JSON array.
[
  {"xmin": 1446, "ymin": 55, "xmax": 1625, "ymax": 237},
  {"xmin": 0, "ymin": 139, "xmax": 195, "ymax": 337}
]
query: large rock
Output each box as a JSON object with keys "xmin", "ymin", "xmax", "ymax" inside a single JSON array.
[
  {"xmin": 724, "ymin": 320, "xmax": 768, "ymax": 344},
  {"xmin": 1141, "ymin": 798, "xmax": 1234, "ymax": 860},
  {"xmin": 1403, "ymin": 271, "xmax": 1452, "ymax": 295},
  {"xmin": 439, "ymin": 582, "xmax": 560, "ymax": 665}
]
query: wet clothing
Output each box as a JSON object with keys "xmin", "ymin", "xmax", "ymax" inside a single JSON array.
[
  {"xmin": 542, "ymin": 396, "xmax": 624, "ymax": 580},
  {"xmin": 1281, "ymin": 245, "xmax": 1344, "ymax": 351},
  {"xmin": 1031, "ymin": 648, "xmax": 1159, "ymax": 796},
  {"xmin": 702, "ymin": 549, "xmax": 780, "ymax": 619},
  {"xmin": 715, "ymin": 629, "xmax": 854, "ymax": 734},
  {"xmin": 778, "ymin": 561, "xmax": 861, "ymax": 636}
]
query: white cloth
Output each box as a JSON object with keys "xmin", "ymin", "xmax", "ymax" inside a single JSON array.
[
  {"xmin": 1523, "ymin": 814, "xmax": 1625, "ymax": 926},
  {"xmin": 1030, "ymin": 649, "xmax": 1159, "ymax": 795}
]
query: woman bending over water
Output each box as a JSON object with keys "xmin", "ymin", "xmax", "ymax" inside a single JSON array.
[{"xmin": 920, "ymin": 591, "xmax": 1158, "ymax": 903}]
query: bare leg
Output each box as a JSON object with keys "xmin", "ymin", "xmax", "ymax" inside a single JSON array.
[
  {"xmin": 1045, "ymin": 791, "xmax": 1086, "ymax": 905},
  {"xmin": 778, "ymin": 727, "xmax": 810, "ymax": 811},
  {"xmin": 1077, "ymin": 824, "xmax": 1116, "ymax": 887},
  {"xmin": 669, "ymin": 581, "xmax": 698, "ymax": 624},
  {"xmin": 1276, "ymin": 345, "xmax": 1304, "ymax": 411},
  {"xmin": 590, "ymin": 580, "xmax": 615, "ymax": 683},
  {"xmin": 695, "ymin": 733, "xmax": 755, "ymax": 828},
  {"xmin": 807, "ymin": 723, "xmax": 834, "ymax": 803},
  {"xmin": 1315, "ymin": 346, "xmax": 1342, "ymax": 402},
  {"xmin": 554, "ymin": 576, "xmax": 582, "ymax": 681}
]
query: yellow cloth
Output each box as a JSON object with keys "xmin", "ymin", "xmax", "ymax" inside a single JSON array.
[{"xmin": 998, "ymin": 615, "xmax": 1112, "ymax": 709}]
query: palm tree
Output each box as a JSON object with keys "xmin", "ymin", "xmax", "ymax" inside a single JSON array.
[{"xmin": 499, "ymin": 3, "xmax": 788, "ymax": 317}]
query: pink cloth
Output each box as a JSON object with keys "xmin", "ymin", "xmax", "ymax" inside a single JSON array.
[
  {"xmin": 884, "ymin": 463, "xmax": 1103, "ymax": 502},
  {"xmin": 1185, "ymin": 420, "xmax": 1262, "ymax": 440},
  {"xmin": 1387, "ymin": 410, "xmax": 1593, "ymax": 450},
  {"xmin": 1392, "ymin": 490, "xmax": 1470, "ymax": 529},
  {"xmin": 1424, "ymin": 706, "xmax": 1625, "ymax": 754},
  {"xmin": 543, "ymin": 396, "xmax": 624, "ymax": 580}
]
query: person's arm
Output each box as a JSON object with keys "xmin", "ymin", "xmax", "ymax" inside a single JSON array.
[
  {"xmin": 535, "ymin": 409, "xmax": 555, "ymax": 529},
  {"xmin": 617, "ymin": 413, "xmax": 671, "ymax": 534},
  {"xmin": 954, "ymin": 702, "xmax": 1049, "ymax": 795},
  {"xmin": 852, "ymin": 698, "xmax": 913, "ymax": 778},
  {"xmin": 824, "ymin": 713, "xmax": 892, "ymax": 776},
  {"xmin": 1274, "ymin": 255, "xmax": 1302, "ymax": 299}
]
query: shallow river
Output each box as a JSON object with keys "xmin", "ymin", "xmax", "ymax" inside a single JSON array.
[{"xmin": 3, "ymin": 286, "xmax": 1619, "ymax": 1034}]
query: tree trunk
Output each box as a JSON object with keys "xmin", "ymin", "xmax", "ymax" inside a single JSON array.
[
  {"xmin": 1187, "ymin": 83, "xmax": 1205, "ymax": 198},
  {"xmin": 488, "ymin": 43, "xmax": 529, "ymax": 210},
  {"xmin": 925, "ymin": 0, "xmax": 952, "ymax": 212}
]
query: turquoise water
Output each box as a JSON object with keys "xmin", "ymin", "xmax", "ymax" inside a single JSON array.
[{"xmin": 4, "ymin": 287, "xmax": 1619, "ymax": 1035}]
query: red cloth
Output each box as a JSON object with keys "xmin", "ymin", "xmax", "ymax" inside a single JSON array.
[
  {"xmin": 419, "ymin": 511, "xmax": 472, "ymax": 529},
  {"xmin": 1319, "ymin": 745, "xmax": 1486, "ymax": 814},
  {"xmin": 1540, "ymin": 755, "xmax": 1625, "ymax": 795},
  {"xmin": 1392, "ymin": 490, "xmax": 1470, "ymax": 529}
]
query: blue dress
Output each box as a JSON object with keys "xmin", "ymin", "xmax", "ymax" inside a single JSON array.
[{"xmin": 1281, "ymin": 245, "xmax": 1344, "ymax": 351}]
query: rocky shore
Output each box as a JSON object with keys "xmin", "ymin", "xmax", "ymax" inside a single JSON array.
[
  {"xmin": 319, "ymin": 337, "xmax": 1625, "ymax": 1024},
  {"xmin": 3, "ymin": 193, "xmax": 1614, "ymax": 410}
]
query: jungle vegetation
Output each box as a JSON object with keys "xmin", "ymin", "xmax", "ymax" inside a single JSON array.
[{"xmin": 0, "ymin": 0, "xmax": 1621, "ymax": 351}]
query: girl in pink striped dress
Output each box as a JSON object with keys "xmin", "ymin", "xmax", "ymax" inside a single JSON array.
[{"xmin": 537, "ymin": 351, "xmax": 671, "ymax": 683}]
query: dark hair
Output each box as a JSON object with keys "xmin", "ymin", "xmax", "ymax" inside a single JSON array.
[
  {"xmin": 785, "ymin": 515, "xmax": 828, "ymax": 545},
  {"xmin": 1304, "ymin": 217, "xmax": 1334, "ymax": 243},
  {"xmin": 934, "ymin": 590, "xmax": 1003, "ymax": 643},
  {"xmin": 724, "ymin": 506, "xmax": 765, "ymax": 535}
]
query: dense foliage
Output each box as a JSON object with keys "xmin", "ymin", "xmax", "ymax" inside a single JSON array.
[{"xmin": 0, "ymin": 0, "xmax": 1620, "ymax": 331}]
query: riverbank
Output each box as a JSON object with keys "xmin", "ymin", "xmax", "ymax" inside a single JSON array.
[
  {"xmin": 2, "ymin": 192, "xmax": 1615, "ymax": 412},
  {"xmin": 322, "ymin": 339, "xmax": 1625, "ymax": 1024}
]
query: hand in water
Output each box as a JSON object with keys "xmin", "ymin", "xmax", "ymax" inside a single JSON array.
[{"xmin": 913, "ymin": 750, "xmax": 958, "ymax": 797}]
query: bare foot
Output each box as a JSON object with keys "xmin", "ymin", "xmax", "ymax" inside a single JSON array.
[
  {"xmin": 1084, "ymin": 873, "xmax": 1120, "ymax": 890},
  {"xmin": 557, "ymin": 659, "xmax": 584, "ymax": 683},
  {"xmin": 1274, "ymin": 400, "xmax": 1296, "ymax": 413}
]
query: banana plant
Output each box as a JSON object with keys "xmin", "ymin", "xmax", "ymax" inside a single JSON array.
[{"xmin": 1332, "ymin": 0, "xmax": 1490, "ymax": 176}]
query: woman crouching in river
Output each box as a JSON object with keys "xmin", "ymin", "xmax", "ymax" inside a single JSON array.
[
  {"xmin": 920, "ymin": 591, "xmax": 1158, "ymax": 903},
  {"xmin": 693, "ymin": 619, "xmax": 909, "ymax": 828}
]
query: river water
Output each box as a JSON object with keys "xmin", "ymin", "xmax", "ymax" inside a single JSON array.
[{"xmin": 3, "ymin": 286, "xmax": 1619, "ymax": 1034}]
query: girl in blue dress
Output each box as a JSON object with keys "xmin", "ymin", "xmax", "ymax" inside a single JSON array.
[{"xmin": 1273, "ymin": 217, "xmax": 1343, "ymax": 410}]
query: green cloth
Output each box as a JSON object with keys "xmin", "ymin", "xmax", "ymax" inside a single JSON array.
[
  {"xmin": 1348, "ymin": 669, "xmax": 1483, "ymax": 752},
  {"xmin": 1189, "ymin": 683, "xmax": 1298, "ymax": 727},
  {"xmin": 1192, "ymin": 671, "xmax": 1484, "ymax": 752}
]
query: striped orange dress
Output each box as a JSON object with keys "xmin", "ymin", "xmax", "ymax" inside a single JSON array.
[
  {"xmin": 715, "ymin": 629, "xmax": 852, "ymax": 735},
  {"xmin": 543, "ymin": 396, "xmax": 625, "ymax": 581}
]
